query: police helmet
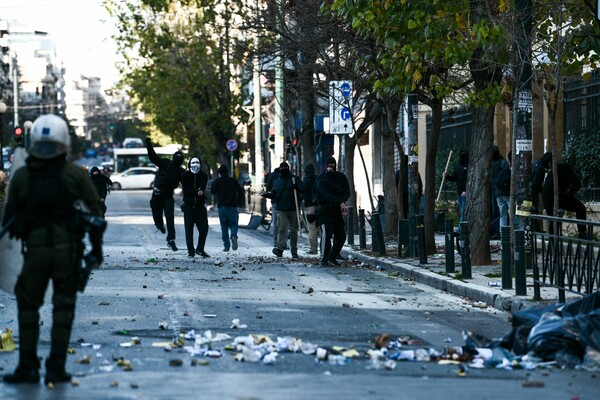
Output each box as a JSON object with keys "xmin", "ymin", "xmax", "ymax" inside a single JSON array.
[{"xmin": 29, "ymin": 114, "xmax": 71, "ymax": 159}]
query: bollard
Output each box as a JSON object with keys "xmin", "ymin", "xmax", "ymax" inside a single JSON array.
[
  {"xmin": 408, "ymin": 214, "xmax": 417, "ymax": 258},
  {"xmin": 398, "ymin": 219, "xmax": 409, "ymax": 258},
  {"xmin": 417, "ymin": 215, "xmax": 427, "ymax": 265},
  {"xmin": 501, "ymin": 226, "xmax": 513, "ymax": 289},
  {"xmin": 371, "ymin": 211, "xmax": 387, "ymax": 256},
  {"xmin": 445, "ymin": 219, "xmax": 455, "ymax": 273},
  {"xmin": 347, "ymin": 206, "xmax": 354, "ymax": 246},
  {"xmin": 514, "ymin": 229, "xmax": 527, "ymax": 295},
  {"xmin": 358, "ymin": 209, "xmax": 367, "ymax": 249},
  {"xmin": 459, "ymin": 222, "xmax": 471, "ymax": 279}
]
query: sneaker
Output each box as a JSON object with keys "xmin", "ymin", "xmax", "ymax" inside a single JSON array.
[
  {"xmin": 328, "ymin": 258, "xmax": 341, "ymax": 267},
  {"xmin": 187, "ymin": 253, "xmax": 195, "ymax": 258},
  {"xmin": 272, "ymin": 248, "xmax": 283, "ymax": 257},
  {"xmin": 167, "ymin": 240, "xmax": 178, "ymax": 251},
  {"xmin": 44, "ymin": 369, "xmax": 72, "ymax": 385},
  {"xmin": 291, "ymin": 253, "xmax": 299, "ymax": 259},
  {"xmin": 320, "ymin": 260, "xmax": 331, "ymax": 267},
  {"xmin": 231, "ymin": 235, "xmax": 238, "ymax": 251},
  {"xmin": 223, "ymin": 248, "xmax": 230, "ymax": 252},
  {"xmin": 156, "ymin": 225, "xmax": 166, "ymax": 234},
  {"xmin": 195, "ymin": 250, "xmax": 210, "ymax": 258},
  {"xmin": 336, "ymin": 254, "xmax": 347, "ymax": 261},
  {"xmin": 3, "ymin": 367, "xmax": 40, "ymax": 384}
]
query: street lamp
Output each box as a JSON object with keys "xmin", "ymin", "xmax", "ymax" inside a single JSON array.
[
  {"xmin": 23, "ymin": 120, "xmax": 33, "ymax": 150},
  {"xmin": 0, "ymin": 101, "xmax": 7, "ymax": 171}
]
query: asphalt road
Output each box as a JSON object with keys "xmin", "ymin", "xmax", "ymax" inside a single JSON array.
[{"xmin": 0, "ymin": 190, "xmax": 597, "ymax": 400}]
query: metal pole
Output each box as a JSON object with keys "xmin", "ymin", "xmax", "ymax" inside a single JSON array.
[
  {"xmin": 501, "ymin": 226, "xmax": 513, "ymax": 289},
  {"xmin": 252, "ymin": 31, "xmax": 263, "ymax": 186},
  {"xmin": 347, "ymin": 205, "xmax": 354, "ymax": 245},
  {"xmin": 406, "ymin": 94, "xmax": 419, "ymax": 259},
  {"xmin": 514, "ymin": 229, "xmax": 527, "ymax": 295},
  {"xmin": 445, "ymin": 219, "xmax": 455, "ymax": 273},
  {"xmin": 358, "ymin": 208, "xmax": 366, "ymax": 249},
  {"xmin": 460, "ymin": 222, "xmax": 471, "ymax": 279}
]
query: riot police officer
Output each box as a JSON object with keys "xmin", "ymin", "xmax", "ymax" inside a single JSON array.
[{"xmin": 2, "ymin": 114, "xmax": 104, "ymax": 385}]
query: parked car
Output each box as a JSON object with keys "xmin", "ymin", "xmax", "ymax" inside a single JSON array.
[{"xmin": 111, "ymin": 167, "xmax": 157, "ymax": 190}]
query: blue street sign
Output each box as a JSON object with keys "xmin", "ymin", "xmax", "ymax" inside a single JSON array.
[
  {"xmin": 340, "ymin": 82, "xmax": 351, "ymax": 97},
  {"xmin": 341, "ymin": 107, "xmax": 350, "ymax": 120},
  {"xmin": 226, "ymin": 139, "xmax": 238, "ymax": 151}
]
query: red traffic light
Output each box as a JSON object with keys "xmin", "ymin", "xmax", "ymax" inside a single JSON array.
[{"xmin": 14, "ymin": 126, "xmax": 23, "ymax": 136}]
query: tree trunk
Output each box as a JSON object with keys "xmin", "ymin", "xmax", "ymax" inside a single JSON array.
[
  {"xmin": 467, "ymin": 105, "xmax": 494, "ymax": 265},
  {"xmin": 382, "ymin": 101, "xmax": 401, "ymax": 236},
  {"xmin": 423, "ymin": 98, "xmax": 443, "ymax": 254}
]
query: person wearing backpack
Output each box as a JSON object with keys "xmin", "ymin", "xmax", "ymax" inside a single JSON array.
[
  {"xmin": 2, "ymin": 114, "xmax": 104, "ymax": 385},
  {"xmin": 493, "ymin": 150, "xmax": 511, "ymax": 230}
]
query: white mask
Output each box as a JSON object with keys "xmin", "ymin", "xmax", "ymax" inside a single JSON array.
[{"xmin": 190, "ymin": 158, "xmax": 201, "ymax": 174}]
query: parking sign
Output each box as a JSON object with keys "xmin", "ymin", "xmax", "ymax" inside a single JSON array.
[{"xmin": 329, "ymin": 81, "xmax": 353, "ymax": 134}]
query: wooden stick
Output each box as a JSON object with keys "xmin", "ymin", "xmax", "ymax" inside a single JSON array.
[{"xmin": 437, "ymin": 150, "xmax": 453, "ymax": 202}]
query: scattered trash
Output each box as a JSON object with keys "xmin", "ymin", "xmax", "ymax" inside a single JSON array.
[
  {"xmin": 203, "ymin": 314, "xmax": 217, "ymax": 318},
  {"xmin": 158, "ymin": 321, "xmax": 169, "ymax": 330},
  {"xmin": 522, "ymin": 380, "xmax": 545, "ymax": 388},
  {"xmin": 169, "ymin": 358, "xmax": 184, "ymax": 366},
  {"xmin": 472, "ymin": 301, "xmax": 488, "ymax": 309},
  {"xmin": 231, "ymin": 319, "xmax": 248, "ymax": 329},
  {"xmin": 0, "ymin": 328, "xmax": 16, "ymax": 352},
  {"xmin": 488, "ymin": 282, "xmax": 500, "ymax": 287}
]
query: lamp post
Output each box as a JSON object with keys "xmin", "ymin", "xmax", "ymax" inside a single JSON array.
[
  {"xmin": 23, "ymin": 120, "xmax": 33, "ymax": 150},
  {"xmin": 0, "ymin": 101, "xmax": 7, "ymax": 171}
]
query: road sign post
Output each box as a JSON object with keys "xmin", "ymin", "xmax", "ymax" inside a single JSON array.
[{"xmin": 329, "ymin": 81, "xmax": 353, "ymax": 135}]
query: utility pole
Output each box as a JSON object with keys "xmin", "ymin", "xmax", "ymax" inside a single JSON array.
[
  {"xmin": 274, "ymin": 0, "xmax": 284, "ymax": 165},
  {"xmin": 253, "ymin": 36, "xmax": 263, "ymax": 187},
  {"xmin": 406, "ymin": 93, "xmax": 419, "ymax": 257},
  {"xmin": 513, "ymin": 0, "xmax": 533, "ymax": 270}
]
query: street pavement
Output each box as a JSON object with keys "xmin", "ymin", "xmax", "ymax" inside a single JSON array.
[{"xmin": 0, "ymin": 195, "xmax": 596, "ymax": 400}]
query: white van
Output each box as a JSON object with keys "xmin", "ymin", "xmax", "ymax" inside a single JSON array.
[{"xmin": 122, "ymin": 138, "xmax": 144, "ymax": 148}]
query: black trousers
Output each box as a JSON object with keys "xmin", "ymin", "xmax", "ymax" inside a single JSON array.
[
  {"xmin": 319, "ymin": 217, "xmax": 346, "ymax": 262},
  {"xmin": 182, "ymin": 204, "xmax": 209, "ymax": 255},
  {"xmin": 150, "ymin": 192, "xmax": 175, "ymax": 241}
]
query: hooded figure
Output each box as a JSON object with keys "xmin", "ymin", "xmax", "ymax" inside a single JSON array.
[
  {"xmin": 271, "ymin": 161, "xmax": 304, "ymax": 259},
  {"xmin": 145, "ymin": 137, "xmax": 184, "ymax": 251},
  {"xmin": 302, "ymin": 163, "xmax": 318, "ymax": 254},
  {"xmin": 315, "ymin": 156, "xmax": 350, "ymax": 267},
  {"xmin": 181, "ymin": 156, "xmax": 210, "ymax": 258},
  {"xmin": 211, "ymin": 164, "xmax": 245, "ymax": 251},
  {"xmin": 89, "ymin": 166, "xmax": 113, "ymax": 216},
  {"xmin": 443, "ymin": 149, "xmax": 469, "ymax": 227}
]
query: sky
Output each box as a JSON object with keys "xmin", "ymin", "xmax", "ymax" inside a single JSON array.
[{"xmin": 1, "ymin": 0, "xmax": 121, "ymax": 88}]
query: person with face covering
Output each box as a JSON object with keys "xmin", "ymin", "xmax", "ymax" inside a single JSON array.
[
  {"xmin": 271, "ymin": 161, "xmax": 304, "ymax": 259},
  {"xmin": 181, "ymin": 156, "xmax": 210, "ymax": 258},
  {"xmin": 145, "ymin": 137, "xmax": 184, "ymax": 251},
  {"xmin": 89, "ymin": 166, "xmax": 113, "ymax": 216},
  {"xmin": 315, "ymin": 156, "xmax": 350, "ymax": 267}
]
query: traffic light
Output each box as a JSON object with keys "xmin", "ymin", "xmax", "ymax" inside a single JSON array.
[
  {"xmin": 14, "ymin": 126, "xmax": 23, "ymax": 137},
  {"xmin": 268, "ymin": 131, "xmax": 275, "ymax": 151},
  {"xmin": 109, "ymin": 122, "xmax": 115, "ymax": 131}
]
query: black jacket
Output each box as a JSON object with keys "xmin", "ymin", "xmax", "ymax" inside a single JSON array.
[
  {"xmin": 302, "ymin": 163, "xmax": 317, "ymax": 208},
  {"xmin": 90, "ymin": 168, "xmax": 112, "ymax": 200},
  {"xmin": 181, "ymin": 159, "xmax": 208, "ymax": 208},
  {"xmin": 272, "ymin": 172, "xmax": 304, "ymax": 212},
  {"xmin": 211, "ymin": 175, "xmax": 244, "ymax": 208},
  {"xmin": 146, "ymin": 139, "xmax": 183, "ymax": 194},
  {"xmin": 315, "ymin": 170, "xmax": 350, "ymax": 224},
  {"xmin": 446, "ymin": 162, "xmax": 468, "ymax": 195}
]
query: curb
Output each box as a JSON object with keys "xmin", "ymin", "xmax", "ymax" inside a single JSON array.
[{"xmin": 343, "ymin": 249, "xmax": 545, "ymax": 314}]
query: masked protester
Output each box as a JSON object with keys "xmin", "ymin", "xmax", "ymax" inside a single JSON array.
[
  {"xmin": 2, "ymin": 114, "xmax": 105, "ymax": 385},
  {"xmin": 145, "ymin": 137, "xmax": 184, "ymax": 251},
  {"xmin": 210, "ymin": 164, "xmax": 245, "ymax": 252},
  {"xmin": 89, "ymin": 166, "xmax": 112, "ymax": 216},
  {"xmin": 271, "ymin": 162, "xmax": 304, "ymax": 259},
  {"xmin": 181, "ymin": 156, "xmax": 210, "ymax": 258},
  {"xmin": 315, "ymin": 156, "xmax": 350, "ymax": 267}
]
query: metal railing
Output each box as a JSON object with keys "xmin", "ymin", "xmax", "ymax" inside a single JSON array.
[{"xmin": 529, "ymin": 214, "xmax": 600, "ymax": 302}]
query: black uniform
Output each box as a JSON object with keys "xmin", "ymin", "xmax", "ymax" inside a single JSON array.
[
  {"xmin": 181, "ymin": 156, "xmax": 209, "ymax": 257},
  {"xmin": 90, "ymin": 166, "xmax": 112, "ymax": 216},
  {"xmin": 146, "ymin": 138, "xmax": 184, "ymax": 248}
]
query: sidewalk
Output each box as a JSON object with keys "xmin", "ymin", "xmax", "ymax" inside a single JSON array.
[{"xmin": 234, "ymin": 208, "xmax": 570, "ymax": 313}]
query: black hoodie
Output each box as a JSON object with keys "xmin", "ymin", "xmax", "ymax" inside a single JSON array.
[
  {"xmin": 181, "ymin": 156, "xmax": 208, "ymax": 208},
  {"xmin": 146, "ymin": 138, "xmax": 184, "ymax": 193}
]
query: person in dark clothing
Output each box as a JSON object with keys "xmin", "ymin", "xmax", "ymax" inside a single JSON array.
[
  {"xmin": 394, "ymin": 160, "xmax": 423, "ymax": 219},
  {"xmin": 2, "ymin": 114, "xmax": 104, "ymax": 385},
  {"xmin": 315, "ymin": 156, "xmax": 350, "ymax": 267},
  {"xmin": 181, "ymin": 156, "xmax": 209, "ymax": 258},
  {"xmin": 90, "ymin": 166, "xmax": 112, "ymax": 216},
  {"xmin": 541, "ymin": 152, "xmax": 587, "ymax": 237},
  {"xmin": 145, "ymin": 137, "xmax": 184, "ymax": 251},
  {"xmin": 302, "ymin": 163, "xmax": 318, "ymax": 254},
  {"xmin": 443, "ymin": 149, "xmax": 469, "ymax": 227},
  {"xmin": 265, "ymin": 167, "xmax": 281, "ymax": 247},
  {"xmin": 490, "ymin": 146, "xmax": 510, "ymax": 234},
  {"xmin": 271, "ymin": 162, "xmax": 304, "ymax": 259},
  {"xmin": 210, "ymin": 164, "xmax": 245, "ymax": 251}
]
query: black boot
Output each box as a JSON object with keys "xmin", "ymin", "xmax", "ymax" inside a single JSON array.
[
  {"xmin": 3, "ymin": 354, "xmax": 40, "ymax": 384},
  {"xmin": 44, "ymin": 356, "xmax": 71, "ymax": 385}
]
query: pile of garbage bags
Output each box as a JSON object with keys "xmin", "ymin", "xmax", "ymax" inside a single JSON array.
[{"xmin": 496, "ymin": 291, "xmax": 600, "ymax": 369}]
